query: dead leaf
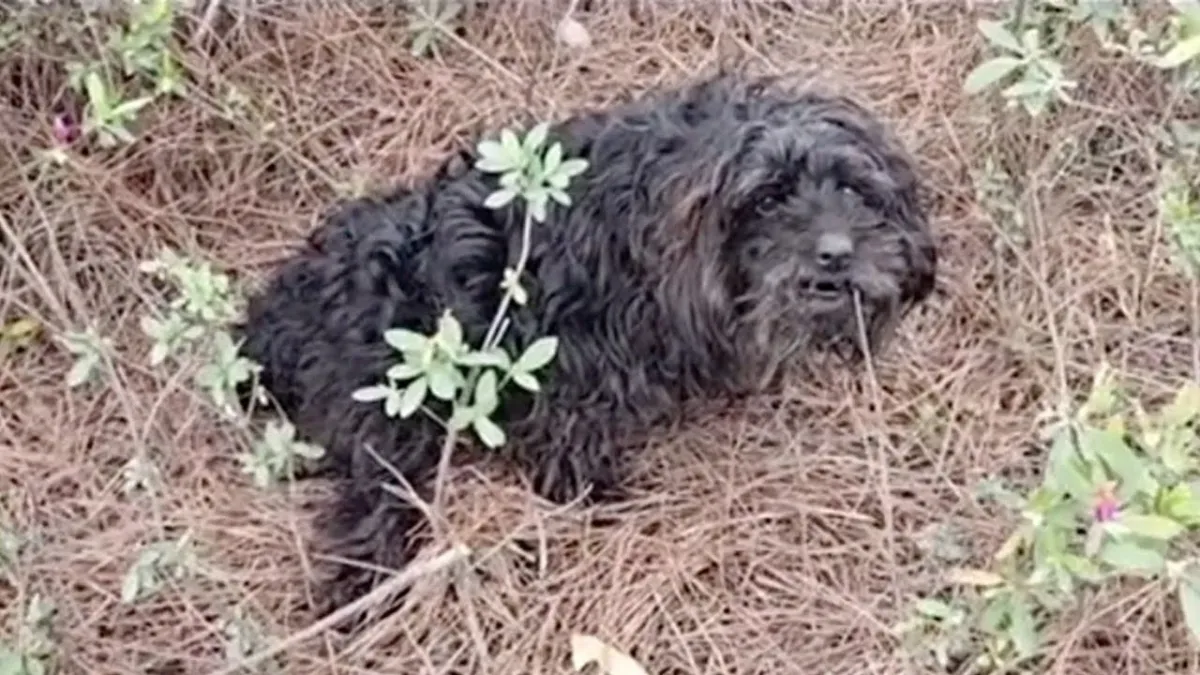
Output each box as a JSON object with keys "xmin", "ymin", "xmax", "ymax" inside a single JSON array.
[
  {"xmin": 1, "ymin": 317, "xmax": 42, "ymax": 351},
  {"xmin": 570, "ymin": 634, "xmax": 649, "ymax": 675}
]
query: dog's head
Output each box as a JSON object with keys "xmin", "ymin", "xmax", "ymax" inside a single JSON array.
[{"xmin": 659, "ymin": 78, "xmax": 937, "ymax": 385}]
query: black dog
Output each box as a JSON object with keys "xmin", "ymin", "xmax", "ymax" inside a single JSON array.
[{"xmin": 235, "ymin": 72, "xmax": 938, "ymax": 620}]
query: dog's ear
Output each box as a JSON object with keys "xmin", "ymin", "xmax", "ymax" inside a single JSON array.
[{"xmin": 646, "ymin": 136, "xmax": 760, "ymax": 357}]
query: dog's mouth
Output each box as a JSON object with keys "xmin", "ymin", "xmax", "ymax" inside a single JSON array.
[{"xmin": 802, "ymin": 277, "xmax": 853, "ymax": 307}]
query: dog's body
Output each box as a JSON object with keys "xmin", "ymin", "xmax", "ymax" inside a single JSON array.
[{"xmin": 236, "ymin": 73, "xmax": 938, "ymax": 618}]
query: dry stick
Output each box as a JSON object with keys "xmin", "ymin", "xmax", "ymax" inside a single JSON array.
[
  {"xmin": 205, "ymin": 545, "xmax": 471, "ymax": 675},
  {"xmin": 851, "ymin": 291, "xmax": 899, "ymax": 608}
]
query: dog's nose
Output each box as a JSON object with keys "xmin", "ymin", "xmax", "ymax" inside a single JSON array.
[{"xmin": 816, "ymin": 232, "xmax": 853, "ymax": 271}]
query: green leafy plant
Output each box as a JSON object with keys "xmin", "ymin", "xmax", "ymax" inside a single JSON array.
[
  {"xmin": 61, "ymin": 327, "xmax": 112, "ymax": 389},
  {"xmin": 137, "ymin": 249, "xmax": 326, "ymax": 485},
  {"xmin": 963, "ymin": 17, "xmax": 1078, "ymax": 117},
  {"xmin": 971, "ymin": 155, "xmax": 1029, "ymax": 252},
  {"xmin": 406, "ymin": 0, "xmax": 465, "ymax": 58},
  {"xmin": 0, "ymin": 595, "xmax": 57, "ymax": 675},
  {"xmin": 897, "ymin": 365, "xmax": 1200, "ymax": 671},
  {"xmin": 121, "ymin": 531, "xmax": 200, "ymax": 604},
  {"xmin": 240, "ymin": 420, "xmax": 325, "ymax": 489},
  {"xmin": 221, "ymin": 606, "xmax": 280, "ymax": 674},
  {"xmin": 353, "ymin": 122, "xmax": 587, "ymax": 449},
  {"xmin": 62, "ymin": 0, "xmax": 184, "ymax": 148},
  {"xmin": 1161, "ymin": 162, "xmax": 1200, "ymax": 279},
  {"xmin": 1043, "ymin": 0, "xmax": 1136, "ymax": 44},
  {"xmin": 139, "ymin": 249, "xmax": 258, "ymax": 416},
  {"xmin": 0, "ymin": 514, "xmax": 24, "ymax": 584},
  {"xmin": 1146, "ymin": 0, "xmax": 1200, "ymax": 70}
]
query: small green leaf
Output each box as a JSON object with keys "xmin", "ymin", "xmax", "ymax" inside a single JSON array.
[
  {"xmin": 436, "ymin": 312, "xmax": 464, "ymax": 356},
  {"xmin": 528, "ymin": 193, "xmax": 548, "ymax": 223},
  {"xmin": 427, "ymin": 363, "xmax": 460, "ymax": 401},
  {"xmin": 1161, "ymin": 483, "xmax": 1200, "ymax": 526},
  {"xmin": 1099, "ymin": 539, "xmax": 1167, "ymax": 575},
  {"xmin": 977, "ymin": 18, "xmax": 1023, "ymax": 53},
  {"xmin": 914, "ymin": 597, "xmax": 955, "ymax": 619},
  {"xmin": 84, "ymin": 71, "xmax": 109, "ymax": 112},
  {"xmin": 1120, "ymin": 513, "xmax": 1186, "ymax": 541},
  {"xmin": 523, "ymin": 121, "xmax": 550, "ymax": 155},
  {"xmin": 1003, "ymin": 77, "xmax": 1051, "ymax": 101},
  {"xmin": 980, "ymin": 592, "xmax": 1011, "ymax": 632},
  {"xmin": 473, "ymin": 413, "xmax": 506, "ymax": 448},
  {"xmin": 1179, "ymin": 577, "xmax": 1200, "ymax": 643},
  {"xmin": 121, "ymin": 565, "xmax": 144, "ymax": 603},
  {"xmin": 387, "ymin": 362, "xmax": 424, "ymax": 381},
  {"xmin": 510, "ymin": 370, "xmax": 540, "ymax": 392},
  {"xmin": 474, "ymin": 369, "xmax": 499, "ymax": 415},
  {"xmin": 500, "ymin": 129, "xmax": 523, "ymax": 165},
  {"xmin": 66, "ymin": 357, "xmax": 96, "ymax": 388},
  {"xmin": 384, "ymin": 328, "xmax": 427, "ymax": 354},
  {"xmin": 111, "ymin": 95, "xmax": 154, "ymax": 118},
  {"xmin": 558, "ymin": 158, "xmax": 588, "ymax": 179},
  {"xmin": 1163, "ymin": 384, "xmax": 1200, "ymax": 425},
  {"xmin": 0, "ymin": 651, "xmax": 26, "ymax": 675},
  {"xmin": 1083, "ymin": 427, "xmax": 1156, "ymax": 497},
  {"xmin": 1007, "ymin": 594, "xmax": 1040, "ymax": 658},
  {"xmin": 1045, "ymin": 431, "xmax": 1094, "ymax": 499},
  {"xmin": 475, "ymin": 140, "xmax": 512, "ymax": 173},
  {"xmin": 549, "ymin": 188, "xmax": 572, "ymax": 207},
  {"xmin": 1060, "ymin": 554, "xmax": 1104, "ymax": 582},
  {"xmin": 963, "ymin": 56, "xmax": 1023, "ymax": 93},
  {"xmin": 1157, "ymin": 34, "xmax": 1200, "ymax": 69},
  {"xmin": 484, "ymin": 187, "xmax": 519, "ymax": 209},
  {"xmin": 543, "ymin": 141, "xmax": 563, "ymax": 175},
  {"xmin": 514, "ymin": 336, "xmax": 559, "ymax": 373},
  {"xmin": 399, "ymin": 376, "xmax": 428, "ymax": 417},
  {"xmin": 352, "ymin": 385, "xmax": 392, "ymax": 402}
]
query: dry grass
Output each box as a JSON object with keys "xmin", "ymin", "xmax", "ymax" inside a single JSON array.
[{"xmin": 1, "ymin": 1, "xmax": 1199, "ymax": 673}]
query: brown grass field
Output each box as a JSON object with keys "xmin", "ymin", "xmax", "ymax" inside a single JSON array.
[{"xmin": 2, "ymin": 1, "xmax": 1200, "ymax": 673}]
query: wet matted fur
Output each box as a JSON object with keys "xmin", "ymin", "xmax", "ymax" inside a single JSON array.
[{"xmin": 234, "ymin": 71, "xmax": 939, "ymax": 622}]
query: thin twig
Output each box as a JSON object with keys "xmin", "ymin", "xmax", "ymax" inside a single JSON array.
[{"xmin": 206, "ymin": 545, "xmax": 471, "ymax": 675}]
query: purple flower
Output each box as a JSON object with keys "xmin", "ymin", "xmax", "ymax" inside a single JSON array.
[
  {"xmin": 1093, "ymin": 482, "xmax": 1120, "ymax": 522},
  {"xmin": 52, "ymin": 113, "xmax": 80, "ymax": 145}
]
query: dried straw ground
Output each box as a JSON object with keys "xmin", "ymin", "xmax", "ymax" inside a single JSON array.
[{"xmin": 2, "ymin": 2, "xmax": 1199, "ymax": 674}]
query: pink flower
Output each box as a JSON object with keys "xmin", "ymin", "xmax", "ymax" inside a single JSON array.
[
  {"xmin": 1093, "ymin": 482, "xmax": 1120, "ymax": 522},
  {"xmin": 51, "ymin": 113, "xmax": 80, "ymax": 145}
]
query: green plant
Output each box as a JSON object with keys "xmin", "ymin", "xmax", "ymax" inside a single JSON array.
[
  {"xmin": 240, "ymin": 420, "xmax": 325, "ymax": 489},
  {"xmin": 137, "ymin": 249, "xmax": 325, "ymax": 486},
  {"xmin": 221, "ymin": 606, "xmax": 280, "ymax": 674},
  {"xmin": 963, "ymin": 17, "xmax": 1078, "ymax": 117},
  {"xmin": 1161, "ymin": 161, "xmax": 1200, "ymax": 279},
  {"xmin": 138, "ymin": 249, "xmax": 257, "ymax": 415},
  {"xmin": 0, "ymin": 516, "xmax": 23, "ymax": 582},
  {"xmin": 971, "ymin": 155, "xmax": 1029, "ymax": 252},
  {"xmin": 353, "ymin": 122, "xmax": 587, "ymax": 449},
  {"xmin": 121, "ymin": 531, "xmax": 200, "ymax": 604},
  {"xmin": 406, "ymin": 0, "xmax": 465, "ymax": 58},
  {"xmin": 62, "ymin": 327, "xmax": 112, "ymax": 389},
  {"xmin": 897, "ymin": 365, "xmax": 1200, "ymax": 671},
  {"xmin": 62, "ymin": 0, "xmax": 184, "ymax": 147},
  {"xmin": 0, "ymin": 595, "xmax": 57, "ymax": 675}
]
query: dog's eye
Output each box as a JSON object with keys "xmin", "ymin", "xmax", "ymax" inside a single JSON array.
[
  {"xmin": 754, "ymin": 192, "xmax": 787, "ymax": 216},
  {"xmin": 743, "ymin": 240, "xmax": 771, "ymax": 260}
]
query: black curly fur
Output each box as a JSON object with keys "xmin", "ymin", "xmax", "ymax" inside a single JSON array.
[{"xmin": 234, "ymin": 72, "xmax": 938, "ymax": 622}]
